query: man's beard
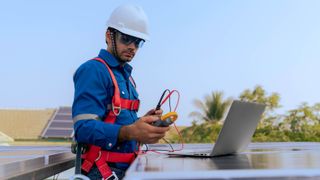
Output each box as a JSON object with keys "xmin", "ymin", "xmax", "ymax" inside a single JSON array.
[
  {"xmin": 118, "ymin": 56, "xmax": 132, "ymax": 63},
  {"xmin": 117, "ymin": 50, "xmax": 135, "ymax": 63}
]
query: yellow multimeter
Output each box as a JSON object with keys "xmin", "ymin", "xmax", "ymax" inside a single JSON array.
[
  {"xmin": 152, "ymin": 90, "xmax": 179, "ymax": 127},
  {"xmin": 152, "ymin": 112, "xmax": 178, "ymax": 127}
]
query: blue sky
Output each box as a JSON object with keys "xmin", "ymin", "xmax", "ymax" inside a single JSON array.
[{"xmin": 1, "ymin": 0, "xmax": 320, "ymax": 126}]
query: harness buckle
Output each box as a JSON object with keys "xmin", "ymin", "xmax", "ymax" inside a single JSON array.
[
  {"xmin": 112, "ymin": 105, "xmax": 121, "ymax": 116},
  {"xmin": 104, "ymin": 171, "xmax": 118, "ymax": 180},
  {"xmin": 131, "ymin": 100, "xmax": 140, "ymax": 111}
]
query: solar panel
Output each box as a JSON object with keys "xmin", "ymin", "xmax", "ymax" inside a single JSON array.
[
  {"xmin": 50, "ymin": 122, "xmax": 73, "ymax": 128},
  {"xmin": 44, "ymin": 129, "xmax": 74, "ymax": 137},
  {"xmin": 58, "ymin": 107, "xmax": 72, "ymax": 114},
  {"xmin": 40, "ymin": 107, "xmax": 73, "ymax": 139},
  {"xmin": 54, "ymin": 114, "xmax": 72, "ymax": 120}
]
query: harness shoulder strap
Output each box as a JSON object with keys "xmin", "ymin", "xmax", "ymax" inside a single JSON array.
[{"xmin": 93, "ymin": 57, "xmax": 121, "ymax": 116}]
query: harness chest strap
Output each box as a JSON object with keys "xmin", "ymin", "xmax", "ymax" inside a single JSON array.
[{"xmin": 81, "ymin": 57, "xmax": 138, "ymax": 179}]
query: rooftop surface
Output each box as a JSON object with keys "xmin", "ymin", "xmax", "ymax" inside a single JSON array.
[
  {"xmin": 0, "ymin": 145, "xmax": 74, "ymax": 180},
  {"xmin": 1, "ymin": 142, "xmax": 320, "ymax": 179},
  {"xmin": 125, "ymin": 142, "xmax": 320, "ymax": 180}
]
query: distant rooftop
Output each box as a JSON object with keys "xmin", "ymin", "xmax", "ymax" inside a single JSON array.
[
  {"xmin": 0, "ymin": 131, "xmax": 13, "ymax": 143},
  {"xmin": 0, "ymin": 108, "xmax": 56, "ymax": 139}
]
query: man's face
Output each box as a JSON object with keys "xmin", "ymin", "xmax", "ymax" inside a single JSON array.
[{"xmin": 114, "ymin": 31, "xmax": 145, "ymax": 63}]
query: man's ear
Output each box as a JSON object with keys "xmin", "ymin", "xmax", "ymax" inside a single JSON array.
[{"xmin": 105, "ymin": 31, "xmax": 110, "ymax": 45}]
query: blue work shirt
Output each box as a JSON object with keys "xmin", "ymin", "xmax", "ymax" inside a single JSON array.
[{"xmin": 72, "ymin": 49, "xmax": 139, "ymax": 170}]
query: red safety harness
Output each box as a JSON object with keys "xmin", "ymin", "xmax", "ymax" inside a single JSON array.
[{"xmin": 81, "ymin": 57, "xmax": 139, "ymax": 179}]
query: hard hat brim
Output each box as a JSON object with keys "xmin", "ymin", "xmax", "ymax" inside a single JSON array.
[{"xmin": 108, "ymin": 24, "xmax": 150, "ymax": 41}]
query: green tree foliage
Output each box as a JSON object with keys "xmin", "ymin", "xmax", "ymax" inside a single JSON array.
[
  {"xmin": 171, "ymin": 121, "xmax": 222, "ymax": 143},
  {"xmin": 239, "ymin": 85, "xmax": 281, "ymax": 128},
  {"xmin": 189, "ymin": 91, "xmax": 232, "ymax": 123},
  {"xmin": 171, "ymin": 86, "xmax": 320, "ymax": 143},
  {"xmin": 252, "ymin": 102, "xmax": 320, "ymax": 142},
  {"xmin": 239, "ymin": 85, "xmax": 280, "ymax": 111},
  {"xmin": 280, "ymin": 103, "xmax": 320, "ymax": 132},
  {"xmin": 170, "ymin": 91, "xmax": 231, "ymax": 143},
  {"xmin": 252, "ymin": 124, "xmax": 320, "ymax": 142}
]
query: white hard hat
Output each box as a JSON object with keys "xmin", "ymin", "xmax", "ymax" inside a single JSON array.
[{"xmin": 107, "ymin": 4, "xmax": 150, "ymax": 41}]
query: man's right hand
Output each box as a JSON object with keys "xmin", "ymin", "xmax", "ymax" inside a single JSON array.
[{"xmin": 119, "ymin": 115, "xmax": 169, "ymax": 144}]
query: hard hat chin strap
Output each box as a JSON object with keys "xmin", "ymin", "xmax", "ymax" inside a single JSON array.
[
  {"xmin": 110, "ymin": 30, "xmax": 127, "ymax": 65},
  {"xmin": 110, "ymin": 31, "xmax": 119, "ymax": 59}
]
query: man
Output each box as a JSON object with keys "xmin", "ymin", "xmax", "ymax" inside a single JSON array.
[{"xmin": 72, "ymin": 4, "xmax": 169, "ymax": 179}]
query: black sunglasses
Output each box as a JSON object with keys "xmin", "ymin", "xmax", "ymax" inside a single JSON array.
[{"xmin": 116, "ymin": 31, "xmax": 145, "ymax": 48}]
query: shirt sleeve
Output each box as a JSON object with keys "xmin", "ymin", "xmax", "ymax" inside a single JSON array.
[{"xmin": 72, "ymin": 61, "xmax": 120, "ymax": 150}]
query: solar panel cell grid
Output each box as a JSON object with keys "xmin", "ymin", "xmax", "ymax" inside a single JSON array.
[
  {"xmin": 41, "ymin": 107, "xmax": 73, "ymax": 139},
  {"xmin": 50, "ymin": 122, "xmax": 73, "ymax": 128},
  {"xmin": 54, "ymin": 114, "xmax": 72, "ymax": 120},
  {"xmin": 44, "ymin": 129, "xmax": 73, "ymax": 137},
  {"xmin": 58, "ymin": 107, "xmax": 72, "ymax": 114}
]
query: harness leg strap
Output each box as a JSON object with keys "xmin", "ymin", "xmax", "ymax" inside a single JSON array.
[
  {"xmin": 95, "ymin": 158, "xmax": 115, "ymax": 179},
  {"xmin": 81, "ymin": 145, "xmax": 101, "ymax": 172}
]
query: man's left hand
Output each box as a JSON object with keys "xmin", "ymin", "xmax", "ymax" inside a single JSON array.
[{"xmin": 144, "ymin": 108, "xmax": 163, "ymax": 117}]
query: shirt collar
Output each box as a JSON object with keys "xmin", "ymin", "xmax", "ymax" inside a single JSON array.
[{"xmin": 97, "ymin": 49, "xmax": 133, "ymax": 74}]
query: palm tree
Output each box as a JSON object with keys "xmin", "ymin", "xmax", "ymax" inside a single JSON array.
[{"xmin": 189, "ymin": 91, "xmax": 232, "ymax": 123}]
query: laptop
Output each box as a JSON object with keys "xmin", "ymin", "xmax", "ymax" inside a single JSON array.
[{"xmin": 168, "ymin": 100, "xmax": 266, "ymax": 157}]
